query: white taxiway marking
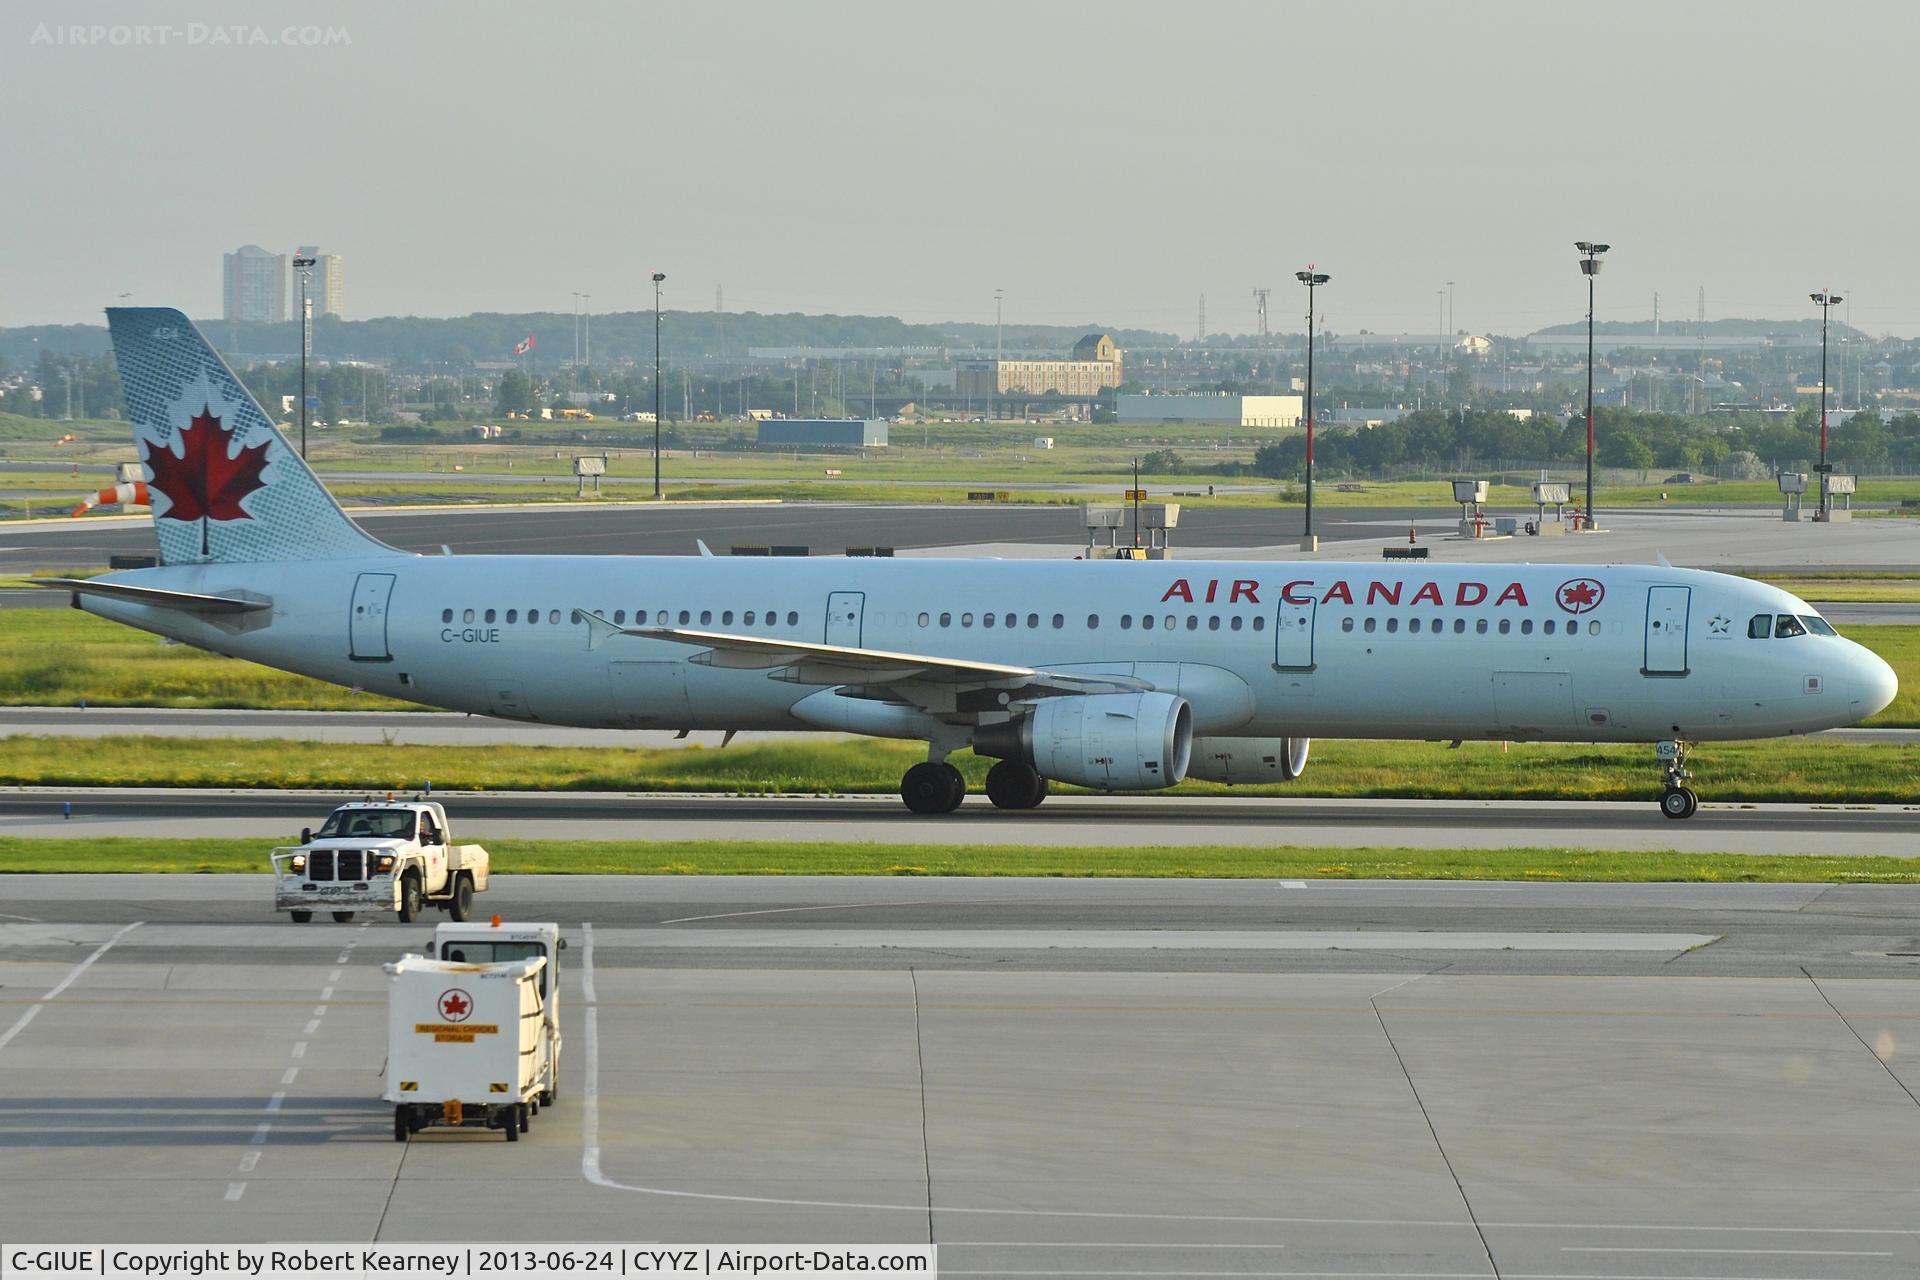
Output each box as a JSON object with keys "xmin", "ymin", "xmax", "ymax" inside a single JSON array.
[
  {"xmin": 291, "ymin": 1041, "xmax": 307, "ymax": 1058},
  {"xmin": 607, "ymin": 928, "xmax": 1718, "ymax": 952},
  {"xmin": 1563, "ymin": 1246, "xmax": 1893, "ymax": 1256},
  {"xmin": 1279, "ymin": 880, "xmax": 1308, "ymax": 888},
  {"xmin": 0, "ymin": 920, "xmax": 142, "ymax": 1053},
  {"xmin": 237, "ymin": 1152, "xmax": 259, "ymax": 1174},
  {"xmin": 250, "ymin": 1124, "xmax": 270, "ymax": 1145},
  {"xmin": 320, "ymin": 986, "xmax": 334, "ymax": 1001},
  {"xmin": 265, "ymin": 1092, "xmax": 285, "ymax": 1113},
  {"xmin": 224, "ymin": 1184, "xmax": 246, "ymax": 1202},
  {"xmin": 328, "ymin": 969, "xmax": 343, "ymax": 982},
  {"xmin": 303, "ymin": 1019, "xmax": 321, "ymax": 1035},
  {"xmin": 280, "ymin": 1067, "xmax": 298, "ymax": 1085},
  {"xmin": 0, "ymin": 911, "xmax": 44, "ymax": 922},
  {"xmin": 658, "ymin": 899, "xmax": 944, "ymax": 926}
]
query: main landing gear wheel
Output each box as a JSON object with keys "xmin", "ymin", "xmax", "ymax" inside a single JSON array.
[
  {"xmin": 1661, "ymin": 787, "xmax": 1699, "ymax": 820},
  {"xmin": 985, "ymin": 760, "xmax": 1049, "ymax": 810},
  {"xmin": 901, "ymin": 761, "xmax": 965, "ymax": 814}
]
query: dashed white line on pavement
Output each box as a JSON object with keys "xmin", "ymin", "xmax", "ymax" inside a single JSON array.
[{"xmin": 0, "ymin": 920, "xmax": 142, "ymax": 1053}]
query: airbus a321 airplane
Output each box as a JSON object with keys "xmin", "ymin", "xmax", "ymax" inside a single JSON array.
[{"xmin": 49, "ymin": 308, "xmax": 1898, "ymax": 820}]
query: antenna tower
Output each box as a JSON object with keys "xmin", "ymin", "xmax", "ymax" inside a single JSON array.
[{"xmin": 1253, "ymin": 287, "xmax": 1271, "ymax": 337}]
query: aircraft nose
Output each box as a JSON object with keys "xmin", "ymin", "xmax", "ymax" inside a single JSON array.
[{"xmin": 1851, "ymin": 646, "xmax": 1898, "ymax": 719}]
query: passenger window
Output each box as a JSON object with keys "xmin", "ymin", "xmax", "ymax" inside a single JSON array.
[
  {"xmin": 1588, "ymin": 620, "xmax": 1600, "ymax": 635},
  {"xmin": 1386, "ymin": 618, "xmax": 1399, "ymax": 633},
  {"xmin": 506, "ymin": 609, "xmax": 518, "ymax": 623},
  {"xmin": 611, "ymin": 610, "xmax": 623, "ymax": 624},
  {"xmin": 441, "ymin": 608, "xmax": 453, "ymax": 623},
  {"xmin": 1475, "ymin": 618, "xmax": 1487, "ymax": 634},
  {"xmin": 1142, "ymin": 615, "xmax": 1155, "ymax": 630},
  {"xmin": 961, "ymin": 612, "xmax": 974, "ymax": 628},
  {"xmin": 1453, "ymin": 619, "xmax": 1466, "ymax": 634},
  {"xmin": 1087, "ymin": 614, "xmax": 1100, "ymax": 629},
  {"xmin": 635, "ymin": 609, "xmax": 648, "ymax": 625},
  {"xmin": 463, "ymin": 609, "xmax": 475, "ymax": 624},
  {"xmin": 1208, "ymin": 616, "xmax": 1221, "ymax": 631},
  {"xmin": 1120, "ymin": 615, "xmax": 1133, "ymax": 630},
  {"xmin": 722, "ymin": 610, "xmax": 734, "ymax": 625},
  {"xmin": 1052, "ymin": 614, "xmax": 1064, "ymax": 629},
  {"xmin": 678, "ymin": 610, "xmax": 691, "ymax": 625},
  {"xmin": 1521, "ymin": 619, "xmax": 1533, "ymax": 635},
  {"xmin": 787, "ymin": 611, "xmax": 798, "ymax": 626},
  {"xmin": 1544, "ymin": 619, "xmax": 1556, "ymax": 635},
  {"xmin": 1005, "ymin": 613, "xmax": 1016, "ymax": 629},
  {"xmin": 1363, "ymin": 617, "xmax": 1375, "ymax": 633},
  {"xmin": 1748, "ymin": 614, "xmax": 1771, "ymax": 639},
  {"xmin": 1187, "ymin": 616, "xmax": 1199, "ymax": 631},
  {"xmin": 700, "ymin": 610, "xmax": 712, "ymax": 625},
  {"xmin": 1027, "ymin": 614, "xmax": 1039, "ymax": 629},
  {"xmin": 1498, "ymin": 619, "xmax": 1511, "ymax": 635},
  {"xmin": 1251, "ymin": 616, "xmax": 1265, "ymax": 631},
  {"xmin": 1409, "ymin": 618, "xmax": 1422, "ymax": 633},
  {"xmin": 1432, "ymin": 618, "xmax": 1443, "ymax": 633},
  {"xmin": 1163, "ymin": 615, "xmax": 1175, "ymax": 631},
  {"xmin": 982, "ymin": 613, "xmax": 995, "ymax": 628},
  {"xmin": 1341, "ymin": 617, "xmax": 1354, "ymax": 633},
  {"xmin": 939, "ymin": 612, "xmax": 952, "ymax": 627},
  {"xmin": 528, "ymin": 610, "xmax": 540, "ymax": 626},
  {"xmin": 1775, "ymin": 614, "xmax": 1806, "ymax": 638},
  {"xmin": 744, "ymin": 611, "xmax": 755, "ymax": 625},
  {"xmin": 918, "ymin": 612, "xmax": 929, "ymax": 627},
  {"xmin": 552, "ymin": 609, "xmax": 564, "ymax": 625},
  {"xmin": 1231, "ymin": 616, "xmax": 1244, "ymax": 631}
]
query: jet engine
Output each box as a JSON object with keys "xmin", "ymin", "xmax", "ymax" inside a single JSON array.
[
  {"xmin": 974, "ymin": 691, "xmax": 1192, "ymax": 790},
  {"xmin": 1185, "ymin": 736, "xmax": 1311, "ymax": 784}
]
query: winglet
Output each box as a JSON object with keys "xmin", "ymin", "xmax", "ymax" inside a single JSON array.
[
  {"xmin": 696, "ymin": 539, "xmax": 714, "ymax": 557},
  {"xmin": 1656, "ymin": 550, "xmax": 1673, "ymax": 568}
]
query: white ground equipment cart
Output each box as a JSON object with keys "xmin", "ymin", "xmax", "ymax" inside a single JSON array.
[{"xmin": 384, "ymin": 932, "xmax": 561, "ymax": 1142}]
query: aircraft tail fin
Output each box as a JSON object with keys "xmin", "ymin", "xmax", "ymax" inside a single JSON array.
[{"xmin": 105, "ymin": 307, "xmax": 395, "ymax": 565}]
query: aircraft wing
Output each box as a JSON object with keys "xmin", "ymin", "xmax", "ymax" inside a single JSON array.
[{"xmin": 574, "ymin": 611, "xmax": 1148, "ymax": 695}]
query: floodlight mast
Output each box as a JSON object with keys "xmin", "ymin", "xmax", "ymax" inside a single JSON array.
[
  {"xmin": 1294, "ymin": 268, "xmax": 1329, "ymax": 545},
  {"xmin": 1576, "ymin": 241, "xmax": 1609, "ymax": 530},
  {"xmin": 652, "ymin": 271, "xmax": 667, "ymax": 500},
  {"xmin": 1810, "ymin": 289, "xmax": 1842, "ymax": 520},
  {"xmin": 293, "ymin": 255, "xmax": 316, "ymax": 459}
]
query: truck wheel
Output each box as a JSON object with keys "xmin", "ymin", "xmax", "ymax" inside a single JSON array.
[
  {"xmin": 397, "ymin": 872, "xmax": 423, "ymax": 923},
  {"xmin": 289, "ymin": 910, "xmax": 313, "ymax": 924},
  {"xmin": 448, "ymin": 874, "xmax": 474, "ymax": 923},
  {"xmin": 330, "ymin": 911, "xmax": 355, "ymax": 923},
  {"xmin": 502, "ymin": 1106, "xmax": 519, "ymax": 1142},
  {"xmin": 520, "ymin": 1102, "xmax": 533, "ymax": 1131},
  {"xmin": 393, "ymin": 1106, "xmax": 409, "ymax": 1143},
  {"xmin": 539, "ymin": 1087, "xmax": 556, "ymax": 1107}
]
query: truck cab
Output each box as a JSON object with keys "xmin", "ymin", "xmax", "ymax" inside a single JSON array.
[{"xmin": 271, "ymin": 799, "xmax": 489, "ymax": 924}]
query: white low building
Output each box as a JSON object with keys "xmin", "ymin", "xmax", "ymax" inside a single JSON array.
[{"xmin": 1115, "ymin": 393, "xmax": 1304, "ymax": 427}]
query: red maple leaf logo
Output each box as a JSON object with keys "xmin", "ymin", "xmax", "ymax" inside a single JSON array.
[
  {"xmin": 439, "ymin": 990, "xmax": 471, "ymax": 1021},
  {"xmin": 143, "ymin": 406, "xmax": 269, "ymax": 556},
  {"xmin": 1556, "ymin": 578, "xmax": 1605, "ymax": 613}
]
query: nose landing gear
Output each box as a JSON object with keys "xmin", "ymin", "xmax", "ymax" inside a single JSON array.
[{"xmin": 1657, "ymin": 739, "xmax": 1698, "ymax": 819}]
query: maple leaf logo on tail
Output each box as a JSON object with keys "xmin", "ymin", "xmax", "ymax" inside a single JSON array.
[{"xmin": 142, "ymin": 406, "xmax": 270, "ymax": 558}]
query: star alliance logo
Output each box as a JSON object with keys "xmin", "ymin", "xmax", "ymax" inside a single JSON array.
[{"xmin": 1708, "ymin": 614, "xmax": 1732, "ymax": 636}]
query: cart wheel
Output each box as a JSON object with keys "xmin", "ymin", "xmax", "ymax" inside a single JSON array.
[
  {"xmin": 502, "ymin": 1106, "xmax": 519, "ymax": 1142},
  {"xmin": 331, "ymin": 911, "xmax": 355, "ymax": 923},
  {"xmin": 393, "ymin": 1106, "xmax": 409, "ymax": 1143},
  {"xmin": 289, "ymin": 910, "xmax": 313, "ymax": 924}
]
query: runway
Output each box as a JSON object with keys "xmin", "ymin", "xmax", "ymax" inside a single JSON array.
[
  {"xmin": 5, "ymin": 786, "xmax": 1918, "ymax": 854},
  {"xmin": 3, "ymin": 875, "xmax": 1920, "ymax": 1273}
]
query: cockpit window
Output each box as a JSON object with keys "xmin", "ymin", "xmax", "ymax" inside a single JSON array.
[
  {"xmin": 1774, "ymin": 614, "xmax": 1807, "ymax": 638},
  {"xmin": 1748, "ymin": 614, "xmax": 1772, "ymax": 639},
  {"xmin": 1803, "ymin": 615, "xmax": 1837, "ymax": 636}
]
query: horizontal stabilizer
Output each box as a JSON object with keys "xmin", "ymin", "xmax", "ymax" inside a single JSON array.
[{"xmin": 37, "ymin": 577, "xmax": 271, "ymax": 615}]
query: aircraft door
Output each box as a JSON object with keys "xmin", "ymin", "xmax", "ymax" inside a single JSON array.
[
  {"xmin": 349, "ymin": 572, "xmax": 396, "ymax": 661},
  {"xmin": 1643, "ymin": 585, "xmax": 1691, "ymax": 676},
  {"xmin": 826, "ymin": 591, "xmax": 865, "ymax": 647},
  {"xmin": 1273, "ymin": 597, "xmax": 1315, "ymax": 670}
]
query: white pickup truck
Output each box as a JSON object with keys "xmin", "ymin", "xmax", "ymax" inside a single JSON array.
[{"xmin": 270, "ymin": 800, "xmax": 489, "ymax": 924}]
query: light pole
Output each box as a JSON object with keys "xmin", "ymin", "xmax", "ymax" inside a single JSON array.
[
  {"xmin": 1576, "ymin": 241, "xmax": 1609, "ymax": 530},
  {"xmin": 582, "ymin": 293, "xmax": 591, "ymax": 371},
  {"xmin": 571, "ymin": 292, "xmax": 582, "ymax": 368},
  {"xmin": 1295, "ymin": 268, "xmax": 1329, "ymax": 549},
  {"xmin": 652, "ymin": 271, "xmax": 666, "ymax": 500},
  {"xmin": 294, "ymin": 254, "xmax": 316, "ymax": 458},
  {"xmin": 1811, "ymin": 288, "xmax": 1842, "ymax": 521}
]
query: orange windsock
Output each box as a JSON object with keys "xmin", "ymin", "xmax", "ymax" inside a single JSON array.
[{"xmin": 71, "ymin": 480, "xmax": 150, "ymax": 517}]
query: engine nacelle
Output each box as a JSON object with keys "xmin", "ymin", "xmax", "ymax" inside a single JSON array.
[
  {"xmin": 974, "ymin": 692, "xmax": 1192, "ymax": 791},
  {"xmin": 1186, "ymin": 736, "xmax": 1311, "ymax": 784}
]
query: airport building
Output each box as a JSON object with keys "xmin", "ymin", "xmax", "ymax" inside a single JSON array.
[
  {"xmin": 222, "ymin": 244, "xmax": 286, "ymax": 323},
  {"xmin": 1116, "ymin": 392, "xmax": 1304, "ymax": 427},
  {"xmin": 296, "ymin": 246, "xmax": 345, "ymax": 319},
  {"xmin": 956, "ymin": 333, "xmax": 1125, "ymax": 401},
  {"xmin": 758, "ymin": 418, "xmax": 888, "ymax": 448}
]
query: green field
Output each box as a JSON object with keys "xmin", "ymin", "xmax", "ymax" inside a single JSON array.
[
  {"xmin": 0, "ymin": 733, "xmax": 1913, "ymax": 804},
  {"xmin": 3, "ymin": 836, "xmax": 1916, "ymax": 881},
  {"xmin": 1, "ymin": 609, "xmax": 1911, "ymax": 727}
]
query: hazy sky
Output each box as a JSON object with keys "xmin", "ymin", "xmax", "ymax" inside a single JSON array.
[{"xmin": 6, "ymin": 0, "xmax": 1916, "ymax": 336}]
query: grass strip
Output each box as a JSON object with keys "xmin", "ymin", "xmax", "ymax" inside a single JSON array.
[
  {"xmin": 0, "ymin": 734, "xmax": 1915, "ymax": 804},
  {"xmin": 3, "ymin": 837, "xmax": 1917, "ymax": 882}
]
